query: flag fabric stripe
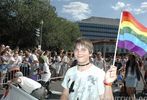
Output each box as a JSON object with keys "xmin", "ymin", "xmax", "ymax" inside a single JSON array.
[
  {"xmin": 120, "ymin": 27, "xmax": 147, "ymax": 43},
  {"xmin": 122, "ymin": 11, "xmax": 147, "ymax": 32},
  {"xmin": 117, "ymin": 11, "xmax": 147, "ymax": 57},
  {"xmin": 119, "ymin": 33, "xmax": 147, "ymax": 51},
  {"xmin": 121, "ymin": 21, "xmax": 147, "ymax": 36},
  {"xmin": 118, "ymin": 40, "xmax": 146, "ymax": 57}
]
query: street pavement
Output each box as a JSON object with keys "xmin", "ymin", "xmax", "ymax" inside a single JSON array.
[{"xmin": 47, "ymin": 80, "xmax": 63, "ymax": 100}]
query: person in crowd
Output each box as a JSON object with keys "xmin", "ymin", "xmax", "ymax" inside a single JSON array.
[
  {"xmin": 69, "ymin": 53, "xmax": 77, "ymax": 68},
  {"xmin": 0, "ymin": 49, "xmax": 10, "ymax": 65},
  {"xmin": 125, "ymin": 54, "xmax": 141, "ymax": 100},
  {"xmin": 0, "ymin": 44, "xmax": 5, "ymax": 53},
  {"xmin": 60, "ymin": 38, "xmax": 117, "ymax": 100},
  {"xmin": 8, "ymin": 71, "xmax": 46, "ymax": 100},
  {"xmin": 13, "ymin": 50, "xmax": 22, "ymax": 66},
  {"xmin": 115, "ymin": 56, "xmax": 122, "ymax": 71},
  {"xmin": 93, "ymin": 51, "xmax": 107, "ymax": 72},
  {"xmin": 21, "ymin": 50, "xmax": 31, "ymax": 77},
  {"xmin": 0, "ymin": 49, "xmax": 11, "ymax": 84},
  {"xmin": 52, "ymin": 51, "xmax": 62, "ymax": 77},
  {"xmin": 42, "ymin": 50, "xmax": 51, "ymax": 66},
  {"xmin": 114, "ymin": 56, "xmax": 123, "ymax": 86},
  {"xmin": 61, "ymin": 51, "xmax": 70, "ymax": 76},
  {"xmin": 144, "ymin": 58, "xmax": 147, "ymax": 83},
  {"xmin": 90, "ymin": 52, "xmax": 97, "ymax": 63},
  {"xmin": 47, "ymin": 50, "xmax": 53, "ymax": 66},
  {"xmin": 38, "ymin": 50, "xmax": 51, "ymax": 96},
  {"xmin": 29, "ymin": 49, "xmax": 39, "ymax": 78}
]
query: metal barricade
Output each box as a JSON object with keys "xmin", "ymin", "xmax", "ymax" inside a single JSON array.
[
  {"xmin": 3, "ymin": 66, "xmax": 20, "ymax": 84},
  {"xmin": 0, "ymin": 62, "xmax": 64, "ymax": 86}
]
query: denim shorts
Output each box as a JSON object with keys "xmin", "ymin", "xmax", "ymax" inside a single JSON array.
[{"xmin": 125, "ymin": 76, "xmax": 138, "ymax": 87}]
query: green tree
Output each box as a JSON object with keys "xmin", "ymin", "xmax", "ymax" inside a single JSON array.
[
  {"xmin": 0, "ymin": 0, "xmax": 81, "ymax": 50},
  {"xmin": 45, "ymin": 17, "xmax": 81, "ymax": 50}
]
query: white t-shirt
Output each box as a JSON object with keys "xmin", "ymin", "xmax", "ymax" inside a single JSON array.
[
  {"xmin": 62, "ymin": 65, "xmax": 105, "ymax": 100},
  {"xmin": 19, "ymin": 76, "xmax": 41, "ymax": 94},
  {"xmin": 30, "ymin": 54, "xmax": 38, "ymax": 61},
  {"xmin": 41, "ymin": 63, "xmax": 51, "ymax": 82},
  {"xmin": 29, "ymin": 54, "xmax": 39, "ymax": 68},
  {"xmin": 62, "ymin": 55, "xmax": 70, "ymax": 63}
]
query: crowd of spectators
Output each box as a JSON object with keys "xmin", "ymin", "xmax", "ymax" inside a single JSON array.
[{"xmin": 0, "ymin": 44, "xmax": 147, "ymax": 99}]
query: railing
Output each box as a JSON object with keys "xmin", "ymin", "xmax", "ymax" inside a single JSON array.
[{"xmin": 0, "ymin": 63, "xmax": 64, "ymax": 86}]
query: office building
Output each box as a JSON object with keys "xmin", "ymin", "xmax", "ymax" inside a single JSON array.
[{"xmin": 78, "ymin": 17, "xmax": 127, "ymax": 57}]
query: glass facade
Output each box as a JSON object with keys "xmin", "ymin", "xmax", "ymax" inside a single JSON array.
[{"xmin": 78, "ymin": 17, "xmax": 127, "ymax": 56}]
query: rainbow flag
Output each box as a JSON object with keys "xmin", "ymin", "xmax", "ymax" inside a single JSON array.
[{"xmin": 118, "ymin": 11, "xmax": 147, "ymax": 57}]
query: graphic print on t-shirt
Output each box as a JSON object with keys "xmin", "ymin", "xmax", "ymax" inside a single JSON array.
[{"xmin": 68, "ymin": 75, "xmax": 98, "ymax": 100}]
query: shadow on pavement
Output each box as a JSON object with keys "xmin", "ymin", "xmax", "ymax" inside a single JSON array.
[{"xmin": 46, "ymin": 93, "xmax": 61, "ymax": 100}]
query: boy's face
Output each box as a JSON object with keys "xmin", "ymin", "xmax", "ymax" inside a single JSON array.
[{"xmin": 74, "ymin": 44, "xmax": 91, "ymax": 65}]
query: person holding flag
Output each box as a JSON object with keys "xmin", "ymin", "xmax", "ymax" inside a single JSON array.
[{"xmin": 60, "ymin": 38, "xmax": 117, "ymax": 100}]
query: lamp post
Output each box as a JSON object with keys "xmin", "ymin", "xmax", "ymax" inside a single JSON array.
[{"xmin": 39, "ymin": 20, "xmax": 44, "ymax": 50}]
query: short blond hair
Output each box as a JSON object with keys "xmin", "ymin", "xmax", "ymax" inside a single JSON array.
[{"xmin": 74, "ymin": 37, "xmax": 93, "ymax": 54}]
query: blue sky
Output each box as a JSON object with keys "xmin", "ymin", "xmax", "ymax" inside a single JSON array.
[{"xmin": 50, "ymin": 0, "xmax": 147, "ymax": 26}]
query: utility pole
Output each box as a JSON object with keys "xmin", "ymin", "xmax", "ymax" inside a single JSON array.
[{"xmin": 39, "ymin": 20, "xmax": 44, "ymax": 50}]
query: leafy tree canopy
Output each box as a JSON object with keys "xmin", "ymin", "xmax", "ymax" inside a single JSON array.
[{"xmin": 0, "ymin": 0, "xmax": 81, "ymax": 50}]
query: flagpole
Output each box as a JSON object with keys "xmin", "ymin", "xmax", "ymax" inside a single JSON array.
[{"xmin": 112, "ymin": 11, "xmax": 123, "ymax": 66}]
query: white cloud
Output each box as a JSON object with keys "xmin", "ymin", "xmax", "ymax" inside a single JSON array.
[
  {"xmin": 134, "ymin": 8, "xmax": 145, "ymax": 14},
  {"xmin": 62, "ymin": 2, "xmax": 91, "ymax": 20},
  {"xmin": 134, "ymin": 2, "xmax": 147, "ymax": 14},
  {"xmin": 112, "ymin": 1, "xmax": 147, "ymax": 15},
  {"xmin": 111, "ymin": 2, "xmax": 132, "ymax": 11},
  {"xmin": 111, "ymin": 2, "xmax": 125, "ymax": 10},
  {"xmin": 141, "ymin": 2, "xmax": 147, "ymax": 8}
]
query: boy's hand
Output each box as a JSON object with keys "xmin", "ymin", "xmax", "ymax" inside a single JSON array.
[{"xmin": 105, "ymin": 65, "xmax": 117, "ymax": 83}]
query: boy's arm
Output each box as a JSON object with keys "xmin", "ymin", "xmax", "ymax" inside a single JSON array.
[
  {"xmin": 99, "ymin": 85, "xmax": 113, "ymax": 100},
  {"xmin": 101, "ymin": 65, "xmax": 117, "ymax": 100},
  {"xmin": 60, "ymin": 88, "xmax": 69, "ymax": 100}
]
